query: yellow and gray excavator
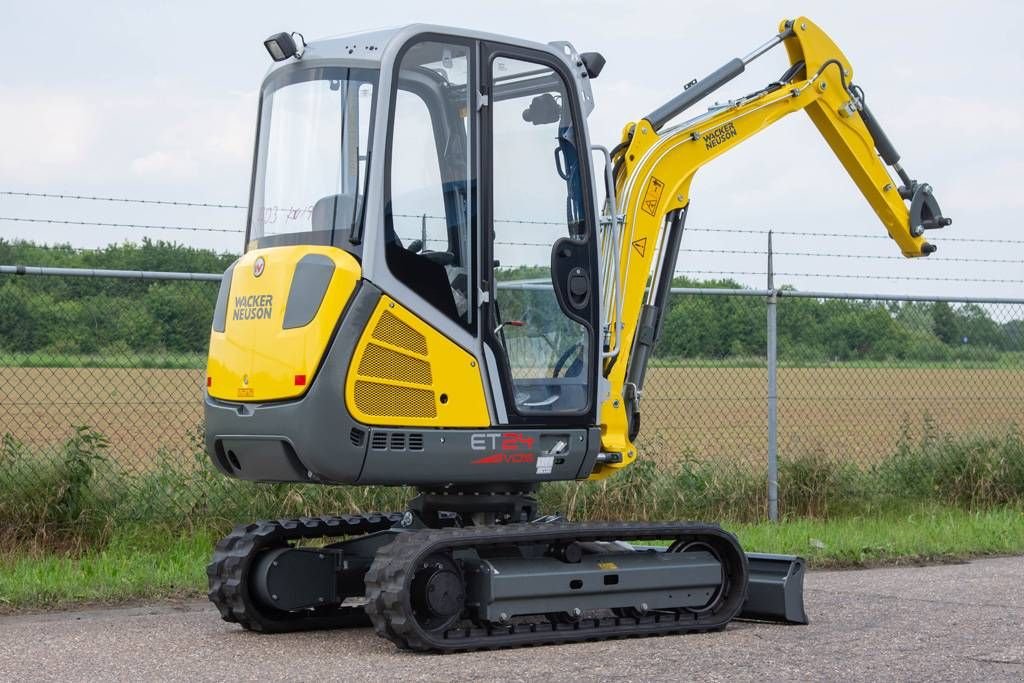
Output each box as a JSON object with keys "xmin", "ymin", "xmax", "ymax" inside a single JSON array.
[{"xmin": 204, "ymin": 17, "xmax": 949, "ymax": 650}]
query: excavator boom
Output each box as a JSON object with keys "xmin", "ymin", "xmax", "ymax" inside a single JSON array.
[{"xmin": 594, "ymin": 16, "xmax": 950, "ymax": 476}]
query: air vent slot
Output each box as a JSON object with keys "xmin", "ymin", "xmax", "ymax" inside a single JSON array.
[
  {"xmin": 358, "ymin": 343, "xmax": 433, "ymax": 385},
  {"xmin": 353, "ymin": 381, "xmax": 436, "ymax": 418},
  {"xmin": 370, "ymin": 432, "xmax": 388, "ymax": 450},
  {"xmin": 389, "ymin": 432, "xmax": 407, "ymax": 451},
  {"xmin": 349, "ymin": 427, "xmax": 366, "ymax": 448},
  {"xmin": 372, "ymin": 310, "xmax": 428, "ymax": 355},
  {"xmin": 408, "ymin": 433, "xmax": 424, "ymax": 451}
]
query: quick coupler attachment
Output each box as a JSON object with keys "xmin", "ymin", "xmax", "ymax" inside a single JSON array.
[{"xmin": 739, "ymin": 552, "xmax": 809, "ymax": 624}]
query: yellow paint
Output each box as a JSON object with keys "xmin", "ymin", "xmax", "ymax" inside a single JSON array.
[
  {"xmin": 206, "ymin": 245, "xmax": 360, "ymax": 402},
  {"xmin": 345, "ymin": 296, "xmax": 490, "ymax": 428},
  {"xmin": 595, "ymin": 16, "xmax": 932, "ymax": 478}
]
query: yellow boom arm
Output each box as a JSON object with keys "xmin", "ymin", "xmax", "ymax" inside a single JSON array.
[{"xmin": 593, "ymin": 16, "xmax": 950, "ymax": 478}]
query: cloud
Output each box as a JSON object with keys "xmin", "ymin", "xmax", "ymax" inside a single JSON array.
[
  {"xmin": 0, "ymin": 82, "xmax": 255, "ymax": 191},
  {"xmin": 889, "ymin": 95, "xmax": 1024, "ymax": 140},
  {"xmin": 0, "ymin": 87, "xmax": 99, "ymax": 184},
  {"xmin": 128, "ymin": 90, "xmax": 256, "ymax": 182},
  {"xmin": 943, "ymin": 158, "xmax": 1024, "ymax": 212},
  {"xmin": 130, "ymin": 149, "xmax": 199, "ymax": 177}
]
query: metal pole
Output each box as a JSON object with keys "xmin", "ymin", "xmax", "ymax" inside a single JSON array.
[
  {"xmin": 0, "ymin": 264, "xmax": 223, "ymax": 281},
  {"xmin": 766, "ymin": 231, "xmax": 779, "ymax": 522}
]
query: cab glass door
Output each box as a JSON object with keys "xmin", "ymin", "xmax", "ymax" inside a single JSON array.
[{"xmin": 484, "ymin": 49, "xmax": 597, "ymax": 419}]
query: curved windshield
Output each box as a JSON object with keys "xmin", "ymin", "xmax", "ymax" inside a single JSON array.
[{"xmin": 249, "ymin": 66, "xmax": 378, "ymax": 249}]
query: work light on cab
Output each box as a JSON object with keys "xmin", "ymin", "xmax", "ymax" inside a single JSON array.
[{"xmin": 263, "ymin": 32, "xmax": 303, "ymax": 62}]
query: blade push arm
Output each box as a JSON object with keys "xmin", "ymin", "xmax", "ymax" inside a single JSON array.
[{"xmin": 593, "ymin": 16, "xmax": 950, "ymax": 478}]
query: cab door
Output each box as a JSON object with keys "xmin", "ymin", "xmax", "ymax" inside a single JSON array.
[{"xmin": 480, "ymin": 43, "xmax": 600, "ymax": 426}]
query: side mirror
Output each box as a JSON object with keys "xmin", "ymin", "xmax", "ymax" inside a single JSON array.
[
  {"xmin": 580, "ymin": 52, "xmax": 606, "ymax": 79},
  {"xmin": 522, "ymin": 93, "xmax": 561, "ymax": 125}
]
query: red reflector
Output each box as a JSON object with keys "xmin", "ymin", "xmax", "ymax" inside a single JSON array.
[
  {"xmin": 294, "ymin": 374, "xmax": 307, "ymax": 386},
  {"xmin": 206, "ymin": 377, "xmax": 212, "ymax": 387}
]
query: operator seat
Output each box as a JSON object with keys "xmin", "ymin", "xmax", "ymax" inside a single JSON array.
[{"xmin": 383, "ymin": 202, "xmax": 460, "ymax": 321}]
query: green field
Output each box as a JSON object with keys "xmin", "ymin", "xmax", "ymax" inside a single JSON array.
[{"xmin": 0, "ymin": 352, "xmax": 206, "ymax": 369}]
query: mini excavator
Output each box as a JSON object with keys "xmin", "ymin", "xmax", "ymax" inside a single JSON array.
[{"xmin": 204, "ymin": 17, "xmax": 949, "ymax": 651}]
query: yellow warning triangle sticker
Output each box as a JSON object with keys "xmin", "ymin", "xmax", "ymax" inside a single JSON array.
[{"xmin": 632, "ymin": 237, "xmax": 647, "ymax": 257}]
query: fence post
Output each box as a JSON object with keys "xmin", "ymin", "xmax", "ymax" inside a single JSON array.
[{"xmin": 766, "ymin": 231, "xmax": 779, "ymax": 522}]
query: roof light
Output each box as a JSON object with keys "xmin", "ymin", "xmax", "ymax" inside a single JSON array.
[{"xmin": 264, "ymin": 32, "xmax": 304, "ymax": 62}]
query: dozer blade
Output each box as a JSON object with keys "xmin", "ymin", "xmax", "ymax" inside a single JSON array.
[{"xmin": 739, "ymin": 553, "xmax": 809, "ymax": 624}]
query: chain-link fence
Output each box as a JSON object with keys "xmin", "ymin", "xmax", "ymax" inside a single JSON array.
[{"xmin": 1, "ymin": 266, "xmax": 1022, "ymax": 536}]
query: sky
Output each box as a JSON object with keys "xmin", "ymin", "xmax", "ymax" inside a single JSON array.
[{"xmin": 2, "ymin": 0, "xmax": 1022, "ymax": 298}]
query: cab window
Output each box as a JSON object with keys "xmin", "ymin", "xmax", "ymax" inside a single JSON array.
[{"xmin": 385, "ymin": 41, "xmax": 474, "ymax": 328}]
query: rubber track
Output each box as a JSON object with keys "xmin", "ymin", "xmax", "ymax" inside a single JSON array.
[
  {"xmin": 364, "ymin": 521, "xmax": 749, "ymax": 652},
  {"xmin": 207, "ymin": 513, "xmax": 402, "ymax": 633}
]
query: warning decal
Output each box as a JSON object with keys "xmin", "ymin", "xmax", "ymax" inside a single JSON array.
[
  {"xmin": 631, "ymin": 237, "xmax": 647, "ymax": 257},
  {"xmin": 641, "ymin": 177, "xmax": 665, "ymax": 216}
]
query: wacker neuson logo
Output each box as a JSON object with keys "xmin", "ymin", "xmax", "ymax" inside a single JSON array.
[{"xmin": 232, "ymin": 294, "xmax": 274, "ymax": 321}]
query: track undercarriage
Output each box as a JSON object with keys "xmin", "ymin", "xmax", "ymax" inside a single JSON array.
[{"xmin": 208, "ymin": 490, "xmax": 807, "ymax": 652}]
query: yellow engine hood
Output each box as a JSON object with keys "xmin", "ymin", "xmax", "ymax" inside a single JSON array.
[{"xmin": 206, "ymin": 245, "xmax": 360, "ymax": 402}]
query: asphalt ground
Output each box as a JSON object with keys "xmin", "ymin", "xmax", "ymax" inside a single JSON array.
[{"xmin": 1, "ymin": 556, "xmax": 1021, "ymax": 682}]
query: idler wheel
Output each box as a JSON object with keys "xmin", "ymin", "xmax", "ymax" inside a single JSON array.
[{"xmin": 410, "ymin": 553, "xmax": 465, "ymax": 632}]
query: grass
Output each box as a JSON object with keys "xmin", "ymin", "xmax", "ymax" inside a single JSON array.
[
  {"xmin": 1, "ymin": 505, "xmax": 1020, "ymax": 612},
  {"xmin": 646, "ymin": 354, "xmax": 1024, "ymax": 370},
  {"xmin": 730, "ymin": 505, "xmax": 1024, "ymax": 568},
  {"xmin": 0, "ymin": 420, "xmax": 1021, "ymax": 610},
  {"xmin": 0, "ymin": 529, "xmax": 216, "ymax": 610},
  {"xmin": 2, "ymin": 420, "xmax": 1022, "ymax": 548}
]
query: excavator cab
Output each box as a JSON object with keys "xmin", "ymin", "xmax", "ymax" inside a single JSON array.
[{"xmin": 206, "ymin": 26, "xmax": 607, "ymax": 486}]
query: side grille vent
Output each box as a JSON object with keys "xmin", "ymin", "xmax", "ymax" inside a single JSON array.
[
  {"xmin": 368, "ymin": 431, "xmax": 426, "ymax": 453},
  {"xmin": 354, "ymin": 381, "xmax": 437, "ymax": 418},
  {"xmin": 358, "ymin": 343, "xmax": 432, "ymax": 385},
  {"xmin": 371, "ymin": 310, "xmax": 428, "ymax": 355},
  {"xmin": 349, "ymin": 427, "xmax": 366, "ymax": 448},
  {"xmin": 352, "ymin": 304, "xmax": 437, "ymax": 420}
]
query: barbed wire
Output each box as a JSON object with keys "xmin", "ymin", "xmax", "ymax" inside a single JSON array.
[
  {"xmin": 8, "ymin": 189, "xmax": 1024, "ymax": 245},
  {"xmin": 674, "ymin": 269, "xmax": 1024, "ymax": 284},
  {"xmin": 3, "ymin": 189, "xmax": 1022, "ymax": 248},
  {"xmin": 396, "ymin": 238, "xmax": 1021, "ymax": 265},
  {"xmin": 386, "ymin": 212, "xmax": 1024, "ymax": 244},
  {"xmin": 0, "ymin": 216, "xmax": 243, "ymax": 234},
  {"xmin": 686, "ymin": 226, "xmax": 1024, "ymax": 245},
  {"xmin": 678, "ymin": 247, "xmax": 1024, "ymax": 265},
  {"xmin": 2, "ymin": 217, "xmax": 1020, "ymax": 268},
  {"xmin": 0, "ymin": 191, "xmax": 247, "ymax": 210}
]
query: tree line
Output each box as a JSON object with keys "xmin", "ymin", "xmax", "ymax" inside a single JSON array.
[
  {"xmin": 0, "ymin": 239, "xmax": 234, "ymax": 355},
  {"xmin": 0, "ymin": 241, "xmax": 1020, "ymax": 361},
  {"xmin": 660, "ymin": 278, "xmax": 1023, "ymax": 362}
]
